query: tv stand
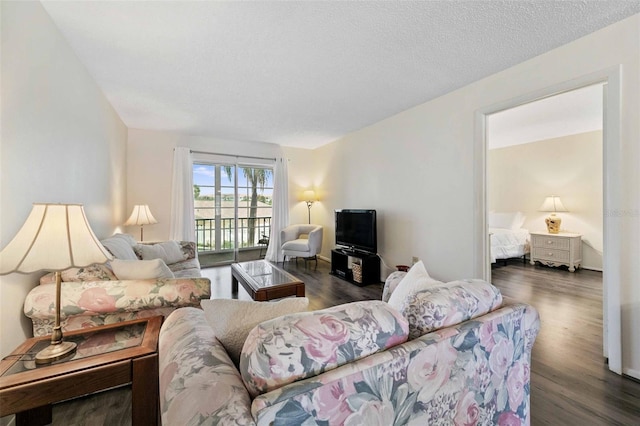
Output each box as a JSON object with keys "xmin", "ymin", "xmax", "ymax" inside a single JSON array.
[{"xmin": 330, "ymin": 249, "xmax": 380, "ymax": 286}]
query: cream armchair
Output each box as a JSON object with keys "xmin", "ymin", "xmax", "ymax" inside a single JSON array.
[{"xmin": 280, "ymin": 224, "xmax": 323, "ymax": 266}]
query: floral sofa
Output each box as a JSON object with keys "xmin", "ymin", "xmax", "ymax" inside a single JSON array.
[
  {"xmin": 24, "ymin": 233, "xmax": 211, "ymax": 337},
  {"xmin": 159, "ymin": 272, "xmax": 540, "ymax": 425}
]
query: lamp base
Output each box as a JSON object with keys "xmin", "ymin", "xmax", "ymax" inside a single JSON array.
[
  {"xmin": 545, "ymin": 214, "xmax": 562, "ymax": 234},
  {"xmin": 35, "ymin": 341, "xmax": 77, "ymax": 364}
]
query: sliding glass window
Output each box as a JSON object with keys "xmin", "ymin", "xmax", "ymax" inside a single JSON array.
[{"xmin": 193, "ymin": 162, "xmax": 273, "ymax": 264}]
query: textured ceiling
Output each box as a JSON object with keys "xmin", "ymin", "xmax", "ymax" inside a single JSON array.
[{"xmin": 40, "ymin": 1, "xmax": 640, "ymax": 149}]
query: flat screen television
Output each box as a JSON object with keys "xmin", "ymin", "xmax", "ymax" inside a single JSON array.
[{"xmin": 335, "ymin": 209, "xmax": 377, "ymax": 254}]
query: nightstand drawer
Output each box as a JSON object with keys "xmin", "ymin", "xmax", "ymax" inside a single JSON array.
[
  {"xmin": 532, "ymin": 235, "xmax": 570, "ymax": 250},
  {"xmin": 532, "ymin": 247, "xmax": 570, "ymax": 262}
]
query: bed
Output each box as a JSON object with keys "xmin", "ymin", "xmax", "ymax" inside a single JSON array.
[{"xmin": 489, "ymin": 211, "xmax": 530, "ymax": 264}]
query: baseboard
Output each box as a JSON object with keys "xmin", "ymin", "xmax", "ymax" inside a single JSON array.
[
  {"xmin": 581, "ymin": 265, "xmax": 603, "ymax": 272},
  {"xmin": 318, "ymin": 255, "xmax": 330, "ymax": 263},
  {"xmin": 623, "ymin": 368, "xmax": 640, "ymax": 381}
]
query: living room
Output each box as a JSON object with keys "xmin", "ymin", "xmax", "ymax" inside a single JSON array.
[{"xmin": 2, "ymin": 1, "xmax": 640, "ymax": 424}]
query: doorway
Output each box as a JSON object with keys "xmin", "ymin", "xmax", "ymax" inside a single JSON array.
[
  {"xmin": 486, "ymin": 83, "xmax": 604, "ymax": 273},
  {"xmin": 474, "ymin": 67, "xmax": 623, "ymax": 374}
]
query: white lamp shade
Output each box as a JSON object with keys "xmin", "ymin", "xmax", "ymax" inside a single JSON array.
[
  {"xmin": 303, "ymin": 190, "xmax": 316, "ymax": 202},
  {"xmin": 124, "ymin": 205, "xmax": 158, "ymax": 226},
  {"xmin": 0, "ymin": 203, "xmax": 113, "ymax": 274},
  {"xmin": 538, "ymin": 196, "xmax": 568, "ymax": 213}
]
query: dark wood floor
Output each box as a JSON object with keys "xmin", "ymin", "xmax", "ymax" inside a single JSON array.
[
  {"xmin": 48, "ymin": 258, "xmax": 640, "ymax": 425},
  {"xmin": 491, "ymin": 259, "xmax": 640, "ymax": 425}
]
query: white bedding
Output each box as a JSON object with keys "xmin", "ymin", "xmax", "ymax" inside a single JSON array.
[{"xmin": 490, "ymin": 228, "xmax": 530, "ymax": 263}]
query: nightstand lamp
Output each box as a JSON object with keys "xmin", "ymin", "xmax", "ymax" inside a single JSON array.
[
  {"xmin": 124, "ymin": 204, "xmax": 158, "ymax": 241},
  {"xmin": 0, "ymin": 203, "xmax": 112, "ymax": 363},
  {"xmin": 539, "ymin": 196, "xmax": 568, "ymax": 234}
]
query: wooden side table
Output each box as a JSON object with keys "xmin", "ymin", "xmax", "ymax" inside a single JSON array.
[
  {"xmin": 0, "ymin": 316, "xmax": 162, "ymax": 425},
  {"xmin": 530, "ymin": 231, "xmax": 582, "ymax": 272}
]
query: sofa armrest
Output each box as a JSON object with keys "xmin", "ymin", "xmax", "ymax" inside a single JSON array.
[
  {"xmin": 251, "ymin": 303, "xmax": 540, "ymax": 425},
  {"xmin": 159, "ymin": 308, "xmax": 255, "ymax": 425},
  {"xmin": 24, "ymin": 277, "xmax": 211, "ymax": 321}
]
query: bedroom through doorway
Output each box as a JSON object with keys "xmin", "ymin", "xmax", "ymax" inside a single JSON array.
[
  {"xmin": 484, "ymin": 82, "xmax": 608, "ymax": 364},
  {"xmin": 485, "ymin": 83, "xmax": 604, "ymax": 274}
]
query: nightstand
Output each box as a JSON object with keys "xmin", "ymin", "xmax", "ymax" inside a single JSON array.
[{"xmin": 530, "ymin": 231, "xmax": 582, "ymax": 272}]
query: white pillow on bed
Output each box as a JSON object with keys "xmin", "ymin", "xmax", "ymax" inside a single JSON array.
[{"xmin": 489, "ymin": 211, "xmax": 526, "ymax": 230}]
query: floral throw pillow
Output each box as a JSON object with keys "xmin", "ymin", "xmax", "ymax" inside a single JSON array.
[
  {"xmin": 401, "ymin": 279, "xmax": 503, "ymax": 339},
  {"xmin": 240, "ymin": 300, "xmax": 409, "ymax": 397},
  {"xmin": 39, "ymin": 264, "xmax": 117, "ymax": 284}
]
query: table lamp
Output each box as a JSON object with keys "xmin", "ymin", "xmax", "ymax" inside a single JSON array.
[
  {"xmin": 303, "ymin": 190, "xmax": 317, "ymax": 224},
  {"xmin": 0, "ymin": 203, "xmax": 112, "ymax": 363},
  {"xmin": 124, "ymin": 204, "xmax": 157, "ymax": 241},
  {"xmin": 539, "ymin": 196, "xmax": 568, "ymax": 234}
]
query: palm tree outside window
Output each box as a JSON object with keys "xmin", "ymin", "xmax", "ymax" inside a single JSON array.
[{"xmin": 193, "ymin": 162, "xmax": 273, "ymax": 257}]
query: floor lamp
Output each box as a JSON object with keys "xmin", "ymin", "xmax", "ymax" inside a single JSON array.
[{"xmin": 303, "ymin": 190, "xmax": 317, "ymax": 224}]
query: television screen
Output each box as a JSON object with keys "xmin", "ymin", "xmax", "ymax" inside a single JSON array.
[{"xmin": 335, "ymin": 209, "xmax": 377, "ymax": 254}]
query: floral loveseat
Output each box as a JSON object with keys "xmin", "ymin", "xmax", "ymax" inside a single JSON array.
[
  {"xmin": 159, "ymin": 271, "xmax": 540, "ymax": 425},
  {"xmin": 24, "ymin": 233, "xmax": 211, "ymax": 337}
]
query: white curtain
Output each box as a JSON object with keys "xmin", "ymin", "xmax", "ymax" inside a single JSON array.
[
  {"xmin": 265, "ymin": 157, "xmax": 289, "ymax": 262},
  {"xmin": 170, "ymin": 147, "xmax": 195, "ymax": 241}
]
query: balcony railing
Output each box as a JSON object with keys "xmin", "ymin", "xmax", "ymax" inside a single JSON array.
[{"xmin": 195, "ymin": 217, "xmax": 271, "ymax": 252}]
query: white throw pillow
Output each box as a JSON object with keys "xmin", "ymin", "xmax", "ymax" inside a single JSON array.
[
  {"xmin": 201, "ymin": 297, "xmax": 309, "ymax": 366},
  {"xmin": 111, "ymin": 258, "xmax": 175, "ymax": 280},
  {"xmin": 387, "ymin": 261, "xmax": 444, "ymax": 311},
  {"xmin": 134, "ymin": 241, "xmax": 187, "ymax": 265}
]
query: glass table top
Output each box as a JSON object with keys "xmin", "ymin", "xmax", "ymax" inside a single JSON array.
[
  {"xmin": 237, "ymin": 260, "xmax": 300, "ymax": 288},
  {"xmin": 2, "ymin": 322, "xmax": 146, "ymax": 377}
]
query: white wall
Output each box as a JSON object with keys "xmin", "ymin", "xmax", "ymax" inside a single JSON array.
[
  {"xmin": 0, "ymin": 2, "xmax": 127, "ymax": 359},
  {"xmin": 488, "ymin": 131, "xmax": 603, "ymax": 270},
  {"xmin": 126, "ymin": 129, "xmax": 285, "ymax": 241},
  {"xmin": 282, "ymin": 146, "xmax": 327, "ymax": 231},
  {"xmin": 305, "ymin": 15, "xmax": 639, "ymax": 377}
]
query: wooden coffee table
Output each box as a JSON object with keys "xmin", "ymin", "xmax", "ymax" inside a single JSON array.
[
  {"xmin": 231, "ymin": 260, "xmax": 305, "ymax": 301},
  {"xmin": 0, "ymin": 316, "xmax": 162, "ymax": 426}
]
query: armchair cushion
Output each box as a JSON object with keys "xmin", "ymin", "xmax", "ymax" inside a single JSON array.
[
  {"xmin": 240, "ymin": 300, "xmax": 409, "ymax": 397},
  {"xmin": 281, "ymin": 239, "xmax": 311, "ymax": 252}
]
